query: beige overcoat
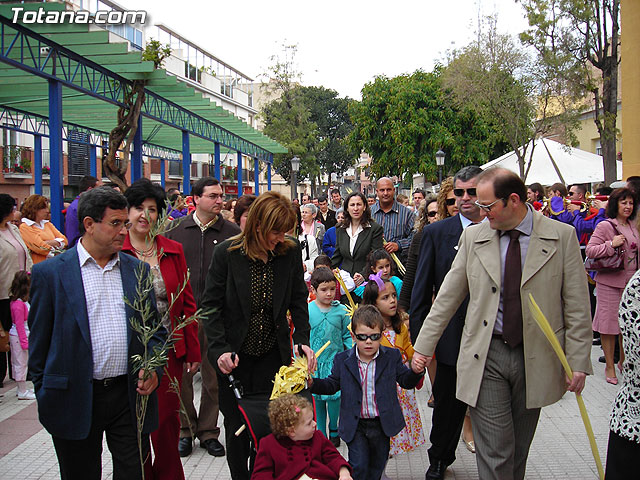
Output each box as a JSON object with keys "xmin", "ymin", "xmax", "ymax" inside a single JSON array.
[{"xmin": 414, "ymin": 211, "xmax": 593, "ymax": 409}]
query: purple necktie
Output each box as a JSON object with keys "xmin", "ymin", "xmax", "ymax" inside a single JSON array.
[{"xmin": 503, "ymin": 230, "xmax": 523, "ymax": 347}]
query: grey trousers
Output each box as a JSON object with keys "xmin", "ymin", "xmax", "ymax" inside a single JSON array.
[
  {"xmin": 469, "ymin": 337, "xmax": 541, "ymax": 480},
  {"xmin": 179, "ymin": 322, "xmax": 221, "ymax": 441}
]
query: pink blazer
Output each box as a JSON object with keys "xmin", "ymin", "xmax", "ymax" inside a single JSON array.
[{"xmin": 586, "ymin": 218, "xmax": 639, "ymax": 288}]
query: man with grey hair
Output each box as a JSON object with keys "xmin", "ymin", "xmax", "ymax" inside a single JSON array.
[
  {"xmin": 410, "ymin": 165, "xmax": 484, "ymax": 479},
  {"xmin": 29, "ymin": 186, "xmax": 165, "ymax": 479},
  {"xmin": 371, "ymin": 177, "xmax": 415, "ymax": 264}
]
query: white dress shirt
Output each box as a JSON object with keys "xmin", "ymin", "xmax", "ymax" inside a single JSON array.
[
  {"xmin": 346, "ymin": 224, "xmax": 364, "ymax": 256},
  {"xmin": 77, "ymin": 240, "xmax": 129, "ymax": 379}
]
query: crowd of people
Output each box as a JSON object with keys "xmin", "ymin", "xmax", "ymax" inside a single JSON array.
[{"xmin": 1, "ymin": 168, "xmax": 640, "ymax": 480}]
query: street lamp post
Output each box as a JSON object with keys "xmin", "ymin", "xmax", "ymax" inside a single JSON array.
[
  {"xmin": 435, "ymin": 149, "xmax": 445, "ymax": 185},
  {"xmin": 290, "ymin": 156, "xmax": 301, "ymax": 201}
]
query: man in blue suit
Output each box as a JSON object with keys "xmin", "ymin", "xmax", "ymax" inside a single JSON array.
[
  {"xmin": 28, "ymin": 187, "xmax": 166, "ymax": 480},
  {"xmin": 410, "ymin": 166, "xmax": 484, "ymax": 480}
]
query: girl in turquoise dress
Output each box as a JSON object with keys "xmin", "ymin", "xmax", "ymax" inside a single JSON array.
[{"xmin": 308, "ymin": 268, "xmax": 353, "ymax": 446}]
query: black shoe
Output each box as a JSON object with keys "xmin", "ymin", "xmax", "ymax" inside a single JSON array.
[
  {"xmin": 329, "ymin": 436, "xmax": 341, "ymax": 447},
  {"xmin": 593, "ymin": 338, "xmax": 601, "ymax": 346},
  {"xmin": 178, "ymin": 437, "xmax": 192, "ymax": 457},
  {"xmin": 201, "ymin": 438, "xmax": 225, "ymax": 457},
  {"xmin": 599, "ymin": 355, "xmax": 620, "ymax": 364},
  {"xmin": 425, "ymin": 460, "xmax": 446, "ymax": 480}
]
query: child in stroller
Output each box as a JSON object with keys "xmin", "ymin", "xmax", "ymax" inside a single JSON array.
[{"xmin": 251, "ymin": 395, "xmax": 352, "ymax": 480}]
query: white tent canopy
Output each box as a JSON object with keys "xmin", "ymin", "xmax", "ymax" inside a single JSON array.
[{"xmin": 481, "ymin": 138, "xmax": 622, "ymax": 186}]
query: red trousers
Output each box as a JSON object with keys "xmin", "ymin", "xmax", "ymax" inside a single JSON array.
[{"xmin": 145, "ymin": 350, "xmax": 185, "ymax": 480}]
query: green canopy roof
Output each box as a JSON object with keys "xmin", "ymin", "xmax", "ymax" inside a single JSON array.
[{"xmin": 0, "ymin": 2, "xmax": 287, "ymax": 158}]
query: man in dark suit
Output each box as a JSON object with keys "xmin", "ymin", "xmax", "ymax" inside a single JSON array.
[
  {"xmin": 28, "ymin": 187, "xmax": 165, "ymax": 480},
  {"xmin": 317, "ymin": 194, "xmax": 337, "ymax": 230},
  {"xmin": 410, "ymin": 165, "xmax": 484, "ymax": 480},
  {"xmin": 165, "ymin": 177, "xmax": 239, "ymax": 457}
]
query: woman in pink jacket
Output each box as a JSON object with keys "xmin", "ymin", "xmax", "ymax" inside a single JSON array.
[{"xmin": 586, "ymin": 187, "xmax": 639, "ymax": 385}]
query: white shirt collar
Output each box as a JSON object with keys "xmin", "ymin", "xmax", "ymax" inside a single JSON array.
[
  {"xmin": 22, "ymin": 218, "xmax": 48, "ymax": 229},
  {"xmin": 77, "ymin": 238, "xmax": 120, "ymax": 269},
  {"xmin": 459, "ymin": 214, "xmax": 486, "ymax": 230},
  {"xmin": 346, "ymin": 223, "xmax": 363, "ymax": 239}
]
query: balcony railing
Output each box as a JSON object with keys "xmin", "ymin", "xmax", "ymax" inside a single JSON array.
[
  {"xmin": 2, "ymin": 146, "xmax": 32, "ymax": 175},
  {"xmin": 220, "ymin": 166, "xmax": 255, "ymax": 183}
]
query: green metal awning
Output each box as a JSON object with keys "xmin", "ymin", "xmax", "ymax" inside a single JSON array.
[{"xmin": 0, "ymin": 2, "xmax": 287, "ymax": 158}]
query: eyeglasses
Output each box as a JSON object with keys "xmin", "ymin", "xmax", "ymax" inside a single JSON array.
[
  {"xmin": 98, "ymin": 219, "xmax": 132, "ymax": 230},
  {"xmin": 568, "ymin": 190, "xmax": 578, "ymax": 197},
  {"xmin": 474, "ymin": 199, "xmax": 504, "ymax": 212},
  {"xmin": 354, "ymin": 333, "xmax": 382, "ymax": 342},
  {"xmin": 453, "ymin": 188, "xmax": 477, "ymax": 197},
  {"xmin": 445, "ymin": 198, "xmax": 456, "ymax": 206},
  {"xmin": 427, "ymin": 211, "xmax": 437, "ymax": 217},
  {"xmin": 201, "ymin": 194, "xmax": 223, "ymax": 200}
]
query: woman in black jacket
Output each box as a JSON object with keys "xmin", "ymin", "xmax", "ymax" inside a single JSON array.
[
  {"xmin": 331, "ymin": 192, "xmax": 383, "ymax": 286},
  {"xmin": 201, "ymin": 191, "xmax": 316, "ymax": 480}
]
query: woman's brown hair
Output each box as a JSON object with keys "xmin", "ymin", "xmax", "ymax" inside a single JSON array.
[
  {"xmin": 436, "ymin": 177, "xmax": 455, "ymax": 220},
  {"xmin": 228, "ymin": 191, "xmax": 297, "ymax": 260},
  {"xmin": 21, "ymin": 194, "xmax": 48, "ymax": 222}
]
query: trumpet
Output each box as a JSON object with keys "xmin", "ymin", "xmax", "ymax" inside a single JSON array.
[{"xmin": 542, "ymin": 193, "xmax": 608, "ymax": 215}]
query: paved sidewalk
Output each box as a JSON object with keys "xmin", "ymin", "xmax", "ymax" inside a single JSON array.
[{"xmin": 0, "ymin": 346, "xmax": 616, "ymax": 479}]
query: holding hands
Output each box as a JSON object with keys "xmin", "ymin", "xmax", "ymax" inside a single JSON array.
[{"xmin": 411, "ymin": 351, "xmax": 432, "ymax": 374}]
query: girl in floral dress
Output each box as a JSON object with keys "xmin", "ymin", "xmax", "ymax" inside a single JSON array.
[{"xmin": 362, "ymin": 272, "xmax": 425, "ymax": 454}]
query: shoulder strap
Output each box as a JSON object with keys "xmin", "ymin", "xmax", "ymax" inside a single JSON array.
[{"xmin": 606, "ymin": 220, "xmax": 621, "ymax": 236}]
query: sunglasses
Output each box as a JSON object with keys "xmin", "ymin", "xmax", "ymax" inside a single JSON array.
[
  {"xmin": 354, "ymin": 333, "xmax": 382, "ymax": 342},
  {"xmin": 445, "ymin": 198, "xmax": 456, "ymax": 206},
  {"xmin": 453, "ymin": 188, "xmax": 477, "ymax": 197},
  {"xmin": 474, "ymin": 198, "xmax": 504, "ymax": 212},
  {"xmin": 427, "ymin": 211, "xmax": 437, "ymax": 217}
]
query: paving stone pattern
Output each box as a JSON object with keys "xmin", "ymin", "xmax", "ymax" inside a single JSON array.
[{"xmin": 0, "ymin": 346, "xmax": 617, "ymax": 479}]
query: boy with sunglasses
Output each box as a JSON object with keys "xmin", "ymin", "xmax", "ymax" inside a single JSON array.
[{"xmin": 309, "ymin": 305, "xmax": 424, "ymax": 480}]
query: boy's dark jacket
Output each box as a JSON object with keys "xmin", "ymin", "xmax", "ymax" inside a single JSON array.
[{"xmin": 310, "ymin": 345, "xmax": 423, "ymax": 443}]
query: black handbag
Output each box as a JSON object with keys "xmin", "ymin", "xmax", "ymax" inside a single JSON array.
[{"xmin": 585, "ymin": 221, "xmax": 625, "ymax": 273}]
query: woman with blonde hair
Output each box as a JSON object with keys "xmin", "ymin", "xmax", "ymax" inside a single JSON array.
[
  {"xmin": 436, "ymin": 177, "xmax": 458, "ymax": 220},
  {"xmin": 19, "ymin": 194, "xmax": 67, "ymax": 264},
  {"xmin": 201, "ymin": 191, "xmax": 316, "ymax": 480}
]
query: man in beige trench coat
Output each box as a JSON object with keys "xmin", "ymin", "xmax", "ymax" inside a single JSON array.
[{"xmin": 413, "ymin": 168, "xmax": 593, "ymax": 480}]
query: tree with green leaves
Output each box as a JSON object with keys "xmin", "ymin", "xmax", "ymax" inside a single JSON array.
[
  {"xmin": 260, "ymin": 47, "xmax": 356, "ymax": 194},
  {"xmin": 443, "ymin": 15, "xmax": 581, "ymax": 180},
  {"xmin": 348, "ymin": 69, "xmax": 494, "ymax": 184},
  {"xmin": 259, "ymin": 44, "xmax": 319, "ymax": 187},
  {"xmin": 297, "ymin": 86, "xmax": 356, "ymax": 194},
  {"xmin": 519, "ymin": 0, "xmax": 620, "ymax": 185}
]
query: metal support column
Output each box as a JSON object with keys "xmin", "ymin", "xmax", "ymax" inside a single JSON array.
[
  {"xmin": 214, "ymin": 142, "xmax": 221, "ymax": 181},
  {"xmin": 237, "ymin": 151, "xmax": 243, "ymax": 198},
  {"xmin": 160, "ymin": 158, "xmax": 166, "ymax": 188},
  {"xmin": 182, "ymin": 131, "xmax": 191, "ymax": 195},
  {"xmin": 89, "ymin": 144, "xmax": 97, "ymax": 178},
  {"xmin": 131, "ymin": 115, "xmax": 143, "ymax": 182},
  {"xmin": 34, "ymin": 135, "xmax": 42, "ymax": 195},
  {"xmin": 254, "ymin": 157, "xmax": 259, "ymax": 195},
  {"xmin": 48, "ymin": 79, "xmax": 63, "ymax": 229},
  {"xmin": 267, "ymin": 155, "xmax": 272, "ymax": 191}
]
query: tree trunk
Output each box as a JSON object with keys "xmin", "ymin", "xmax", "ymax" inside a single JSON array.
[
  {"xmin": 600, "ymin": 53, "xmax": 619, "ymax": 186},
  {"xmin": 103, "ymin": 81, "xmax": 146, "ymax": 192}
]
